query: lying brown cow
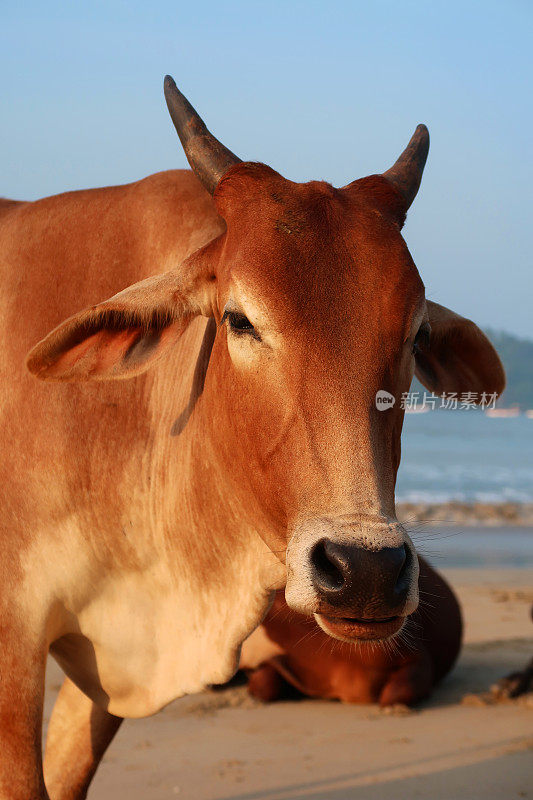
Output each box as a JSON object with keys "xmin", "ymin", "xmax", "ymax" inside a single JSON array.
[
  {"xmin": 241, "ymin": 557, "xmax": 462, "ymax": 706},
  {"xmin": 0, "ymin": 73, "xmax": 504, "ymax": 799}
]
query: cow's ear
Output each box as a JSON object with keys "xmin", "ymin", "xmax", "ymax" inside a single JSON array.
[
  {"xmin": 414, "ymin": 300, "xmax": 506, "ymax": 401},
  {"xmin": 26, "ymin": 250, "xmax": 216, "ymax": 382}
]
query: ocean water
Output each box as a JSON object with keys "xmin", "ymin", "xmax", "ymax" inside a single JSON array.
[
  {"xmin": 396, "ymin": 411, "xmax": 533, "ymax": 504},
  {"xmin": 410, "ymin": 527, "xmax": 533, "ymax": 568}
]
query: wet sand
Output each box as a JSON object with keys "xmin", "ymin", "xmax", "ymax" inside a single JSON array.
[{"xmin": 43, "ymin": 567, "xmax": 533, "ymax": 800}]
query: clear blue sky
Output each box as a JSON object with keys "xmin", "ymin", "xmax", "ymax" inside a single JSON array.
[{"xmin": 2, "ymin": 0, "xmax": 531, "ymax": 337}]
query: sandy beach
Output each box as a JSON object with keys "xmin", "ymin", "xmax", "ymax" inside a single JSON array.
[
  {"xmin": 397, "ymin": 502, "xmax": 533, "ymax": 527},
  {"xmin": 43, "ymin": 563, "xmax": 533, "ymax": 800}
]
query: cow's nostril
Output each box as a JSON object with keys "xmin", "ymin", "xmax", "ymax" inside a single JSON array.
[
  {"xmin": 310, "ymin": 540, "xmax": 345, "ymax": 591},
  {"xmin": 394, "ymin": 544, "xmax": 411, "ymax": 597},
  {"xmin": 308, "ymin": 538, "xmax": 413, "ymax": 613}
]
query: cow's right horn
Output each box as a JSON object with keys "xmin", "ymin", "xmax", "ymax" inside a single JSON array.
[
  {"xmin": 382, "ymin": 124, "xmax": 430, "ymax": 209},
  {"xmin": 164, "ymin": 75, "xmax": 241, "ymax": 195}
]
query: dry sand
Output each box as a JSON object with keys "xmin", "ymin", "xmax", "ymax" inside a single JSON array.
[{"xmin": 44, "ymin": 568, "xmax": 533, "ymax": 800}]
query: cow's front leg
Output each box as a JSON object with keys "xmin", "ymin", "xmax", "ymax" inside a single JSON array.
[
  {"xmin": 491, "ymin": 606, "xmax": 533, "ymax": 700},
  {"xmin": 247, "ymin": 662, "xmax": 295, "ymax": 702},
  {"xmin": 0, "ymin": 622, "xmax": 48, "ymax": 799},
  {"xmin": 44, "ymin": 677, "xmax": 122, "ymax": 800},
  {"xmin": 378, "ymin": 649, "xmax": 434, "ymax": 707}
]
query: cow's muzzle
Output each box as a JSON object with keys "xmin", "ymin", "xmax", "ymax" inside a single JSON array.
[
  {"xmin": 310, "ymin": 540, "xmax": 412, "ymax": 641},
  {"xmin": 311, "ymin": 539, "xmax": 411, "ymax": 614},
  {"xmin": 285, "ymin": 516, "xmax": 419, "ymax": 641}
]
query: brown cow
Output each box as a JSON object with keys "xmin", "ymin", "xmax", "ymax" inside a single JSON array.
[
  {"xmin": 0, "ymin": 75, "xmax": 504, "ymax": 799},
  {"xmin": 240, "ymin": 557, "xmax": 462, "ymax": 706}
]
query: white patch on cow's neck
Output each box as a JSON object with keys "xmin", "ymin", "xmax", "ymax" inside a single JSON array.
[{"xmin": 23, "ymin": 518, "xmax": 286, "ymax": 718}]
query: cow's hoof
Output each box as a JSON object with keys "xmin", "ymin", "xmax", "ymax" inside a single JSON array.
[{"xmin": 490, "ymin": 657, "xmax": 533, "ymax": 700}]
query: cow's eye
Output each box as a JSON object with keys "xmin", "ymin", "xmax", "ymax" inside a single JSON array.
[
  {"xmin": 222, "ymin": 310, "xmax": 258, "ymax": 338},
  {"xmin": 413, "ymin": 323, "xmax": 430, "ymax": 355}
]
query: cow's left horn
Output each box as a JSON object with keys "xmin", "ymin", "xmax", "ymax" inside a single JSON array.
[
  {"xmin": 383, "ymin": 124, "xmax": 430, "ymax": 209},
  {"xmin": 164, "ymin": 75, "xmax": 241, "ymax": 194}
]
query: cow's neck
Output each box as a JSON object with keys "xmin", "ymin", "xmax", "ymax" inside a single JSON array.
[
  {"xmin": 99, "ymin": 317, "xmax": 287, "ymax": 711},
  {"xmin": 44, "ymin": 316, "xmax": 285, "ymax": 717}
]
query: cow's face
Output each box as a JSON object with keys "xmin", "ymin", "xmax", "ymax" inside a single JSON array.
[
  {"xmin": 204, "ymin": 165, "xmax": 425, "ymax": 640},
  {"xmin": 27, "ymin": 78, "xmax": 505, "ymax": 643}
]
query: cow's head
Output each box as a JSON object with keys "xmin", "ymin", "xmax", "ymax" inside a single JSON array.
[{"xmin": 27, "ymin": 77, "xmax": 505, "ymax": 643}]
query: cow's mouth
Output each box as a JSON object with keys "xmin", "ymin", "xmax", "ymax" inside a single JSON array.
[{"xmin": 315, "ymin": 613, "xmax": 405, "ymax": 641}]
